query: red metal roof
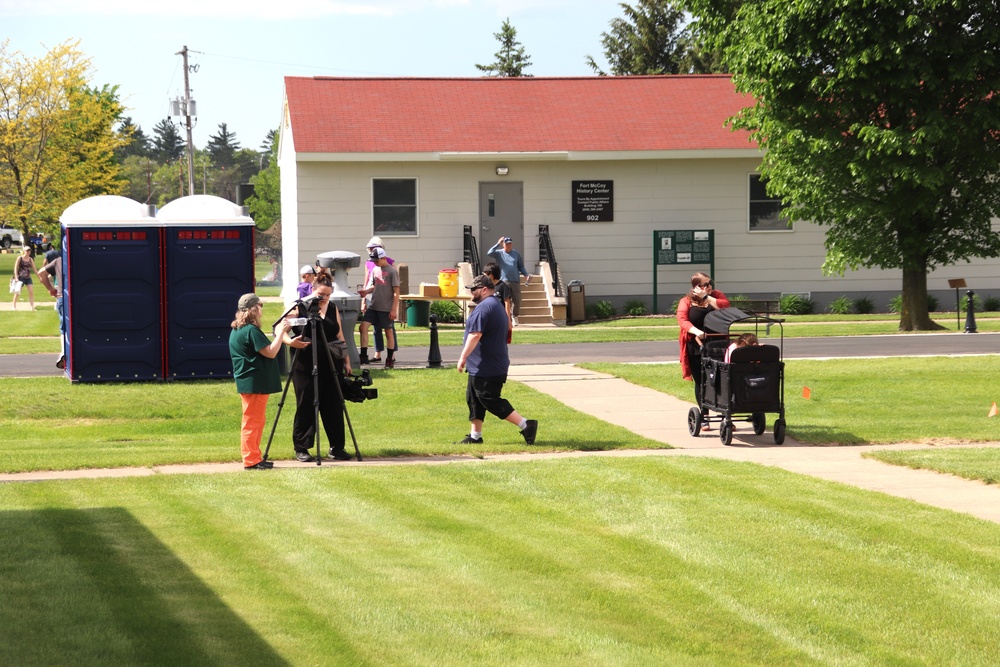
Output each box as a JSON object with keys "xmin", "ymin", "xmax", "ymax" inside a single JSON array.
[{"xmin": 283, "ymin": 75, "xmax": 756, "ymax": 155}]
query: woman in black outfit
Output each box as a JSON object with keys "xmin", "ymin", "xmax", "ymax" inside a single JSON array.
[
  {"xmin": 285, "ymin": 273, "xmax": 354, "ymax": 461},
  {"xmin": 676, "ymin": 272, "xmax": 730, "ymax": 409}
]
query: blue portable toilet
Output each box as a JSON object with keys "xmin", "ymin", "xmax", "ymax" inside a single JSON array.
[
  {"xmin": 158, "ymin": 195, "xmax": 256, "ymax": 379},
  {"xmin": 59, "ymin": 196, "xmax": 161, "ymax": 382}
]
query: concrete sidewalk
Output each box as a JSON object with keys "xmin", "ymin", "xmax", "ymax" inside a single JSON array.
[
  {"xmin": 507, "ymin": 364, "xmax": 1000, "ymax": 524},
  {"xmin": 3, "ymin": 362, "xmax": 1000, "ymax": 526}
]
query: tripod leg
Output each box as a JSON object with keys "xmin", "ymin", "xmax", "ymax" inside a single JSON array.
[
  {"xmin": 262, "ymin": 346, "xmax": 301, "ymax": 463},
  {"xmin": 311, "ymin": 318, "xmax": 322, "ymax": 466},
  {"xmin": 316, "ymin": 322, "xmax": 363, "ymax": 461}
]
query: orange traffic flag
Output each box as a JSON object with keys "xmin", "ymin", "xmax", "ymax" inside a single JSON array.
[
  {"xmin": 802, "ymin": 386, "xmax": 811, "ymax": 400},
  {"xmin": 989, "ymin": 402, "xmax": 998, "ymax": 418}
]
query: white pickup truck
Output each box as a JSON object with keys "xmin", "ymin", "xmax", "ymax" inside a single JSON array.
[{"xmin": 1, "ymin": 223, "xmax": 24, "ymax": 249}]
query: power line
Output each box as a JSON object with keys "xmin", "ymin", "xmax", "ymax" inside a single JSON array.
[{"xmin": 189, "ymin": 49, "xmax": 390, "ymax": 77}]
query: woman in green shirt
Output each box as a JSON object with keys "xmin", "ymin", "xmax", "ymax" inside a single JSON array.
[{"xmin": 229, "ymin": 293, "xmax": 293, "ymax": 470}]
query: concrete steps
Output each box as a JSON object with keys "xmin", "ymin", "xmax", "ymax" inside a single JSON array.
[{"xmin": 516, "ymin": 277, "xmax": 551, "ymax": 325}]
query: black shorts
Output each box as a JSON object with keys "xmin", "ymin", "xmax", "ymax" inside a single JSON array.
[
  {"xmin": 362, "ymin": 309, "xmax": 392, "ymax": 328},
  {"xmin": 466, "ymin": 374, "xmax": 514, "ymax": 422}
]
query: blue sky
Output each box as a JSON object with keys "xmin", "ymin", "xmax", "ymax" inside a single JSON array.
[{"xmin": 2, "ymin": 0, "xmax": 629, "ymax": 151}]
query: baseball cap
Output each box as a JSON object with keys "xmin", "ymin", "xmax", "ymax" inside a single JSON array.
[
  {"xmin": 299, "ymin": 265, "xmax": 316, "ymax": 275},
  {"xmin": 366, "ymin": 235, "xmax": 384, "ymax": 249},
  {"xmin": 237, "ymin": 293, "xmax": 261, "ymax": 311},
  {"xmin": 502, "ymin": 236, "xmax": 513, "ymax": 244},
  {"xmin": 370, "ymin": 247, "xmax": 386, "ymax": 260},
  {"xmin": 466, "ymin": 275, "xmax": 494, "ymax": 290}
]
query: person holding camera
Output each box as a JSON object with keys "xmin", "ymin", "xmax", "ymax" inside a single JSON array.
[
  {"xmin": 229, "ymin": 293, "xmax": 293, "ymax": 470},
  {"xmin": 677, "ymin": 272, "xmax": 730, "ymax": 408},
  {"xmin": 285, "ymin": 273, "xmax": 354, "ymax": 462}
]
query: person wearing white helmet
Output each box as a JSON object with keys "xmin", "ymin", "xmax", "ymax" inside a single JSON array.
[{"xmin": 360, "ymin": 236, "xmax": 396, "ymax": 364}]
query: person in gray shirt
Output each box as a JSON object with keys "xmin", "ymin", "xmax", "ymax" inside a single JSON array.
[{"xmin": 358, "ymin": 247, "xmax": 400, "ymax": 368}]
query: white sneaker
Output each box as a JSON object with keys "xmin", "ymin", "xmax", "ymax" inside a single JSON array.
[{"xmin": 512, "ymin": 316, "xmax": 519, "ymax": 327}]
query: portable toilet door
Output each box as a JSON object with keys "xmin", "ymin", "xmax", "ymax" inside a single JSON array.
[
  {"xmin": 158, "ymin": 195, "xmax": 256, "ymax": 379},
  {"xmin": 59, "ymin": 196, "xmax": 162, "ymax": 382}
]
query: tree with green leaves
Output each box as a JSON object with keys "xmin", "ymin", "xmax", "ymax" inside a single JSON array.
[
  {"xmin": 475, "ymin": 18, "xmax": 533, "ymax": 77},
  {"xmin": 206, "ymin": 122, "xmax": 240, "ymax": 169},
  {"xmin": 151, "ymin": 118, "xmax": 185, "ymax": 162},
  {"xmin": 0, "ymin": 39, "xmax": 128, "ymax": 241},
  {"xmin": 688, "ymin": 0, "xmax": 1000, "ymax": 330},
  {"xmin": 115, "ymin": 116, "xmax": 150, "ymax": 160},
  {"xmin": 246, "ymin": 130, "xmax": 279, "ymax": 231},
  {"xmin": 586, "ymin": 0, "xmax": 689, "ymax": 75}
]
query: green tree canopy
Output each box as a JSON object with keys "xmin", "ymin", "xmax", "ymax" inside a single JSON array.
[
  {"xmin": 115, "ymin": 116, "xmax": 150, "ymax": 160},
  {"xmin": 0, "ymin": 39, "xmax": 127, "ymax": 239},
  {"xmin": 206, "ymin": 122, "xmax": 240, "ymax": 169},
  {"xmin": 688, "ymin": 0, "xmax": 1000, "ymax": 330},
  {"xmin": 151, "ymin": 118, "xmax": 185, "ymax": 163},
  {"xmin": 586, "ymin": 0, "xmax": 689, "ymax": 75},
  {"xmin": 247, "ymin": 130, "xmax": 279, "ymax": 230},
  {"xmin": 475, "ymin": 18, "xmax": 533, "ymax": 77}
]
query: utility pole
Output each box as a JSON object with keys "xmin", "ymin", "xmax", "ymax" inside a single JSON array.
[{"xmin": 176, "ymin": 45, "xmax": 196, "ymax": 197}]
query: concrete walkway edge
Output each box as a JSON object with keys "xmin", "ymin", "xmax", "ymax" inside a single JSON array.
[{"xmin": 3, "ymin": 363, "xmax": 1000, "ymax": 526}]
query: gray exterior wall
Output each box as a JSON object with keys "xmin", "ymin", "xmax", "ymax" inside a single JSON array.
[{"xmin": 279, "ymin": 148, "xmax": 1000, "ymax": 312}]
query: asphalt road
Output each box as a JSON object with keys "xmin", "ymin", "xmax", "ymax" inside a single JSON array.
[{"xmin": 3, "ymin": 331, "xmax": 997, "ymax": 377}]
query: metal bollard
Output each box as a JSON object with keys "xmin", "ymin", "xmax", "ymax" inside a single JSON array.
[
  {"xmin": 427, "ymin": 314, "xmax": 443, "ymax": 367},
  {"xmin": 964, "ymin": 289, "xmax": 978, "ymax": 333}
]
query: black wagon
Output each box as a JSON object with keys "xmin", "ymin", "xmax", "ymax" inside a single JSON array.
[{"xmin": 687, "ymin": 307, "xmax": 787, "ymax": 445}]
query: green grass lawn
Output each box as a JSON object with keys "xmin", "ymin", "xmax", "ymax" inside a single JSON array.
[
  {"xmin": 865, "ymin": 447, "xmax": 1000, "ymax": 485},
  {"xmin": 0, "ymin": 370, "xmax": 661, "ymax": 474},
  {"xmin": 583, "ymin": 356, "xmax": 1000, "ymax": 445},
  {"xmin": 2, "ymin": 455, "xmax": 999, "ymax": 665}
]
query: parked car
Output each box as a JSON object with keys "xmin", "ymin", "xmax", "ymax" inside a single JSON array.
[{"xmin": 1, "ymin": 223, "xmax": 24, "ymax": 249}]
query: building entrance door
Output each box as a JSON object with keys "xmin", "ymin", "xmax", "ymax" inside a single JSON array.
[{"xmin": 478, "ymin": 182, "xmax": 524, "ymax": 269}]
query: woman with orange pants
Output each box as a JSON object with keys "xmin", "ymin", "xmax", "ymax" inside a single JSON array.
[{"xmin": 229, "ymin": 293, "xmax": 296, "ymax": 470}]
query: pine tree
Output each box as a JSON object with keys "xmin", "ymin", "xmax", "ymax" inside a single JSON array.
[
  {"xmin": 151, "ymin": 118, "xmax": 185, "ymax": 162},
  {"xmin": 475, "ymin": 19, "xmax": 533, "ymax": 77},
  {"xmin": 586, "ymin": 0, "xmax": 693, "ymax": 75},
  {"xmin": 206, "ymin": 122, "xmax": 241, "ymax": 169}
]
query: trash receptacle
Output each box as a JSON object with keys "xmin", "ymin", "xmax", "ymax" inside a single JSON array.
[
  {"xmin": 568, "ymin": 280, "xmax": 585, "ymax": 322},
  {"xmin": 407, "ymin": 299, "xmax": 430, "ymax": 327}
]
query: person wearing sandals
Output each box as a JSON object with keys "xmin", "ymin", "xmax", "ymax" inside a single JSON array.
[{"xmin": 12, "ymin": 246, "xmax": 36, "ymax": 310}]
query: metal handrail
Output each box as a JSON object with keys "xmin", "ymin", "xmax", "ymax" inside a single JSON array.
[
  {"xmin": 538, "ymin": 224, "xmax": 563, "ymax": 297},
  {"xmin": 463, "ymin": 225, "xmax": 481, "ymax": 276}
]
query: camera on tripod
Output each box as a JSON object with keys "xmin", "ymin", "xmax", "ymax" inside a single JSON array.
[{"xmin": 340, "ymin": 369, "xmax": 378, "ymax": 403}]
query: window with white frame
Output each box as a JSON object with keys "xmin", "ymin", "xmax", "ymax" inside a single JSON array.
[
  {"xmin": 372, "ymin": 178, "xmax": 417, "ymax": 235},
  {"xmin": 749, "ymin": 174, "xmax": 793, "ymax": 232}
]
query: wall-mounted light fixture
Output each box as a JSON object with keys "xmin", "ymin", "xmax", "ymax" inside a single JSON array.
[{"xmin": 496, "ymin": 166, "xmax": 509, "ymax": 176}]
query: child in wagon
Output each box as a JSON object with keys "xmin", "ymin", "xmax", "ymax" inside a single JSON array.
[{"xmin": 724, "ymin": 332, "xmax": 759, "ymax": 363}]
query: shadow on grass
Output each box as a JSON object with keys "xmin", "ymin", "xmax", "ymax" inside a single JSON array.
[
  {"xmin": 786, "ymin": 426, "xmax": 867, "ymax": 445},
  {"xmin": 0, "ymin": 507, "xmax": 287, "ymax": 666}
]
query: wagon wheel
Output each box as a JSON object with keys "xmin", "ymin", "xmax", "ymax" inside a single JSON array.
[
  {"xmin": 687, "ymin": 407, "xmax": 703, "ymax": 436},
  {"xmin": 752, "ymin": 412, "xmax": 766, "ymax": 435},
  {"xmin": 720, "ymin": 420, "xmax": 733, "ymax": 446},
  {"xmin": 773, "ymin": 419, "xmax": 786, "ymax": 445}
]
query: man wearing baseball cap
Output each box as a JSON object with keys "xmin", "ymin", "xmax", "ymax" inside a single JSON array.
[
  {"xmin": 487, "ymin": 236, "xmax": 531, "ymax": 326},
  {"xmin": 456, "ymin": 275, "xmax": 538, "ymax": 445}
]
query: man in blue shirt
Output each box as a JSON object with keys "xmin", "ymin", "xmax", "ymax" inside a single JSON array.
[
  {"xmin": 456, "ymin": 274, "xmax": 538, "ymax": 445},
  {"xmin": 487, "ymin": 236, "xmax": 531, "ymax": 326}
]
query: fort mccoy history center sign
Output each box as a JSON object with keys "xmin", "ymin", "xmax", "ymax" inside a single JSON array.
[
  {"xmin": 652, "ymin": 229, "xmax": 715, "ymax": 313},
  {"xmin": 572, "ymin": 181, "xmax": 613, "ymax": 222}
]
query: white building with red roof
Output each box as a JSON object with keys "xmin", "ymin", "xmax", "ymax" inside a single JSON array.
[{"xmin": 279, "ymin": 75, "xmax": 997, "ymax": 316}]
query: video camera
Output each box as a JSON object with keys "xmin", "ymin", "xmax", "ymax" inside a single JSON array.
[{"xmin": 340, "ymin": 369, "xmax": 378, "ymax": 403}]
